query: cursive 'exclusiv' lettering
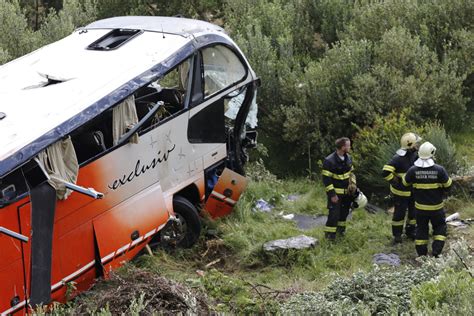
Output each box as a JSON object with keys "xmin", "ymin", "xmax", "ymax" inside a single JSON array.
[{"xmin": 108, "ymin": 144, "xmax": 176, "ymax": 190}]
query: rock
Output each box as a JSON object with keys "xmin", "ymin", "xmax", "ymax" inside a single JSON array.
[
  {"xmin": 373, "ymin": 253, "xmax": 401, "ymax": 266},
  {"xmin": 263, "ymin": 235, "xmax": 318, "ymax": 251},
  {"xmin": 287, "ymin": 194, "xmax": 301, "ymax": 201},
  {"xmin": 365, "ymin": 203, "xmax": 386, "ymax": 214},
  {"xmin": 294, "ymin": 214, "xmax": 327, "ymax": 230}
]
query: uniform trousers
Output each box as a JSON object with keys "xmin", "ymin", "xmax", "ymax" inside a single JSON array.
[
  {"xmin": 324, "ymin": 195, "xmax": 352, "ymax": 239},
  {"xmin": 415, "ymin": 209, "xmax": 447, "ymax": 256},
  {"xmin": 392, "ymin": 196, "xmax": 416, "ymax": 238}
]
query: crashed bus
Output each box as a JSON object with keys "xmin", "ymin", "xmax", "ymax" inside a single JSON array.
[{"xmin": 0, "ymin": 16, "xmax": 258, "ymax": 314}]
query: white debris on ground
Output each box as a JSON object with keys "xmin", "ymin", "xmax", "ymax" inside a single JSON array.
[
  {"xmin": 446, "ymin": 212, "xmax": 472, "ymax": 229},
  {"xmin": 253, "ymin": 198, "xmax": 274, "ymax": 212},
  {"xmin": 282, "ymin": 214, "xmax": 295, "ymax": 220},
  {"xmin": 446, "ymin": 212, "xmax": 460, "ymax": 222}
]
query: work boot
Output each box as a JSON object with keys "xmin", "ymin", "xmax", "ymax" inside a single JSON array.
[
  {"xmin": 416, "ymin": 245, "xmax": 428, "ymax": 257},
  {"xmin": 406, "ymin": 232, "xmax": 416, "ymax": 241},
  {"xmin": 405, "ymin": 225, "xmax": 416, "ymax": 240},
  {"xmin": 392, "ymin": 236, "xmax": 402, "ymax": 245},
  {"xmin": 336, "ymin": 226, "xmax": 346, "ymax": 237},
  {"xmin": 325, "ymin": 232, "xmax": 336, "ymax": 241}
]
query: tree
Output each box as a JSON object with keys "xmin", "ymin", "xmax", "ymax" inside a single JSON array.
[
  {"xmin": 0, "ymin": 0, "xmax": 39, "ymax": 60},
  {"xmin": 38, "ymin": 0, "xmax": 98, "ymax": 46},
  {"xmin": 0, "ymin": 47, "xmax": 10, "ymax": 65}
]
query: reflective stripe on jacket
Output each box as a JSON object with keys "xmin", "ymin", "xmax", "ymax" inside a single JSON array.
[
  {"xmin": 402, "ymin": 164, "xmax": 452, "ymax": 211},
  {"xmin": 382, "ymin": 151, "xmax": 417, "ymax": 197},
  {"xmin": 322, "ymin": 152, "xmax": 354, "ymax": 198}
]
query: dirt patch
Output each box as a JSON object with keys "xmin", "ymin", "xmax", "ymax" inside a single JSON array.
[
  {"xmin": 198, "ymin": 238, "xmax": 234, "ymax": 268},
  {"xmin": 72, "ymin": 267, "xmax": 209, "ymax": 314}
]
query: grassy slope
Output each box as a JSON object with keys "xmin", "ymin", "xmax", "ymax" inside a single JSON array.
[
  {"xmin": 64, "ymin": 132, "xmax": 473, "ymax": 313},
  {"xmin": 138, "ymin": 130, "xmax": 473, "ymax": 311}
]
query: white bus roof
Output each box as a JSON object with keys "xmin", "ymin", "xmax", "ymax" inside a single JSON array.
[
  {"xmin": 0, "ymin": 16, "xmax": 233, "ymax": 177},
  {"xmin": 85, "ymin": 16, "xmax": 225, "ymax": 35}
]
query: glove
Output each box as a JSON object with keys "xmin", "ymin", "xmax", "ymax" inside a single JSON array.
[
  {"xmin": 348, "ymin": 183, "xmax": 357, "ymax": 195},
  {"xmin": 348, "ymin": 173, "xmax": 357, "ymax": 195}
]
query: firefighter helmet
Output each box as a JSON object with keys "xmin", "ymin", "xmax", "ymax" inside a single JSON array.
[
  {"xmin": 400, "ymin": 132, "xmax": 422, "ymax": 150},
  {"xmin": 418, "ymin": 142, "xmax": 436, "ymax": 159},
  {"xmin": 354, "ymin": 191, "xmax": 368, "ymax": 209}
]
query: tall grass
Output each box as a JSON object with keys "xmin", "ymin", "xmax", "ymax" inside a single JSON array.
[{"xmin": 213, "ymin": 178, "xmax": 412, "ymax": 290}]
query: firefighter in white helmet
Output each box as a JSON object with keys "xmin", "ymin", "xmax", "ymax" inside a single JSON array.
[
  {"xmin": 402, "ymin": 142, "xmax": 452, "ymax": 257},
  {"xmin": 382, "ymin": 132, "xmax": 421, "ymax": 244}
]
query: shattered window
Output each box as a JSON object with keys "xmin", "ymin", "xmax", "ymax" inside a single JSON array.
[
  {"xmin": 135, "ymin": 57, "xmax": 192, "ymax": 134},
  {"xmin": 202, "ymin": 45, "xmax": 246, "ymax": 98},
  {"xmin": 225, "ymin": 88, "xmax": 258, "ymax": 129},
  {"xmin": 224, "ymin": 87, "xmax": 258, "ymax": 141}
]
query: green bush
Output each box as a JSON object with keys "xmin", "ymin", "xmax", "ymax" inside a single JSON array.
[
  {"xmin": 348, "ymin": 26, "xmax": 467, "ymax": 131},
  {"xmin": 352, "ymin": 111, "xmax": 461, "ymax": 197},
  {"xmin": 38, "ymin": 0, "xmax": 98, "ymax": 46},
  {"xmin": 0, "ymin": 47, "xmax": 10, "ymax": 65},
  {"xmin": 201, "ymin": 269, "xmax": 278, "ymax": 313},
  {"xmin": 244, "ymin": 159, "xmax": 281, "ymax": 184},
  {"xmin": 346, "ymin": 0, "xmax": 474, "ymax": 57},
  {"xmin": 280, "ymin": 239, "xmax": 473, "ymax": 314},
  {"xmin": 352, "ymin": 110, "xmax": 424, "ymax": 195},
  {"xmin": 411, "ymin": 269, "xmax": 474, "ymax": 314},
  {"xmin": 423, "ymin": 122, "xmax": 463, "ymax": 175},
  {"xmin": 0, "ymin": 0, "xmax": 39, "ymax": 60},
  {"xmin": 307, "ymin": 0, "xmax": 354, "ymax": 45},
  {"xmin": 279, "ymin": 38, "xmax": 373, "ymax": 165}
]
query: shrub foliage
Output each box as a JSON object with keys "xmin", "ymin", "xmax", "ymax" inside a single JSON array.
[{"xmin": 280, "ymin": 240, "xmax": 473, "ymax": 314}]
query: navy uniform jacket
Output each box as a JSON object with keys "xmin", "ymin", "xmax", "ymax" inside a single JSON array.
[
  {"xmin": 322, "ymin": 152, "xmax": 354, "ymax": 198},
  {"xmin": 382, "ymin": 151, "xmax": 418, "ymax": 197},
  {"xmin": 402, "ymin": 164, "xmax": 452, "ymax": 212}
]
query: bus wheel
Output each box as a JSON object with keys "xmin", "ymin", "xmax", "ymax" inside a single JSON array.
[{"xmin": 158, "ymin": 196, "xmax": 201, "ymax": 248}]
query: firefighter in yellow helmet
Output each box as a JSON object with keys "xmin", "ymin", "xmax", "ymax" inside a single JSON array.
[
  {"xmin": 402, "ymin": 142, "xmax": 452, "ymax": 257},
  {"xmin": 382, "ymin": 132, "xmax": 421, "ymax": 244}
]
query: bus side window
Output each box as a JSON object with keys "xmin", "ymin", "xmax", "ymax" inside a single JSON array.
[
  {"xmin": 135, "ymin": 58, "xmax": 192, "ymax": 134},
  {"xmin": 201, "ymin": 45, "xmax": 246, "ymax": 98},
  {"xmin": 71, "ymin": 110, "xmax": 113, "ymax": 165}
]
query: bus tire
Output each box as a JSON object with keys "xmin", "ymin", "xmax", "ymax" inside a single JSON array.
[{"xmin": 157, "ymin": 195, "xmax": 201, "ymax": 248}]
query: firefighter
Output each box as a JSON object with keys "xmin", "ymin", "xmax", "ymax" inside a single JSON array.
[
  {"xmin": 382, "ymin": 132, "xmax": 421, "ymax": 244},
  {"xmin": 402, "ymin": 142, "xmax": 452, "ymax": 257},
  {"xmin": 322, "ymin": 137, "xmax": 356, "ymax": 240}
]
